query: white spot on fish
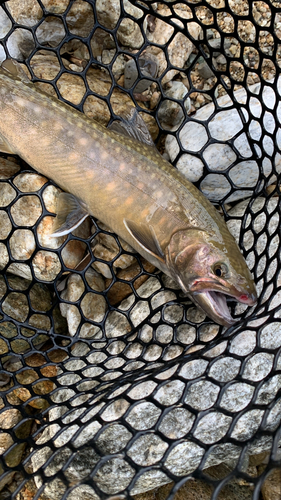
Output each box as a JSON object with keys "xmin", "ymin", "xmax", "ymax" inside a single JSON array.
[
  {"xmin": 53, "ymin": 121, "xmax": 62, "ymax": 131},
  {"xmin": 107, "ymin": 181, "xmax": 116, "ymax": 191},
  {"xmin": 69, "ymin": 152, "xmax": 79, "ymax": 162},
  {"xmin": 16, "ymin": 98, "xmax": 26, "ymax": 107},
  {"xmin": 101, "ymin": 151, "xmax": 108, "ymax": 160},
  {"xmin": 155, "ymin": 190, "xmax": 163, "ymax": 198},
  {"xmin": 79, "ymin": 137, "xmax": 88, "ymax": 146}
]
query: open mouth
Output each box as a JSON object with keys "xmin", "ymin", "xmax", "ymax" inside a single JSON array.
[{"xmin": 193, "ymin": 290, "xmax": 236, "ymax": 326}]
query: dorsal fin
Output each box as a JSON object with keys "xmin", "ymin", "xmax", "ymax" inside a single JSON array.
[{"xmin": 108, "ymin": 107, "xmax": 162, "ymax": 158}]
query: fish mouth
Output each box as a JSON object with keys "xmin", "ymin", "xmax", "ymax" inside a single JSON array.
[{"xmin": 192, "ymin": 290, "xmax": 236, "ymax": 327}]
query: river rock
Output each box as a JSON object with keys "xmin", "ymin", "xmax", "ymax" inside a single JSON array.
[
  {"xmin": 146, "ymin": 5, "xmax": 201, "ymax": 84},
  {"xmin": 134, "ymin": 462, "xmax": 257, "ymax": 500},
  {"xmin": 227, "ymin": 196, "xmax": 280, "ymax": 312},
  {"xmin": 4, "ymin": 0, "xmax": 96, "ymax": 59},
  {"xmin": 157, "ymin": 81, "xmax": 191, "ymax": 130},
  {"xmin": 28, "ymin": 229, "xmax": 281, "ymax": 497},
  {"xmin": 166, "ymin": 82, "xmax": 281, "ymax": 202},
  {"xmin": 124, "ymin": 54, "xmax": 159, "ymax": 94},
  {"xmin": 59, "ymin": 268, "xmax": 107, "ymax": 338},
  {"xmin": 260, "ymin": 467, "xmax": 281, "ymax": 500},
  {"xmin": 91, "ymin": 221, "xmax": 136, "ymax": 278},
  {"xmin": 0, "ymin": 166, "xmax": 91, "ymax": 281},
  {"xmin": 0, "ymin": 407, "xmax": 32, "ymax": 491},
  {"xmin": 105, "ymin": 257, "xmax": 156, "ymax": 305}
]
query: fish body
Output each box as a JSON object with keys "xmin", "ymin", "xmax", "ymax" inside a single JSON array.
[{"xmin": 0, "ymin": 60, "xmax": 257, "ymax": 326}]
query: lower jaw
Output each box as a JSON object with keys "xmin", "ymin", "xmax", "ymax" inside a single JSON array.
[{"xmin": 191, "ymin": 291, "xmax": 236, "ymax": 327}]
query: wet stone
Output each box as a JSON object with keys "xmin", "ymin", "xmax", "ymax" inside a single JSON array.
[
  {"xmin": 117, "ymin": 18, "xmax": 143, "ymax": 49},
  {"xmin": 0, "ymin": 183, "xmax": 16, "ymax": 207},
  {"xmin": 165, "ymin": 441, "xmax": 205, "ymax": 476},
  {"xmin": 9, "ymin": 229, "xmax": 36, "ymax": 261},
  {"xmin": 13, "ymin": 172, "xmax": 47, "ymax": 192},
  {"xmin": 2, "ymin": 291, "xmax": 29, "ymax": 322},
  {"xmin": 146, "ymin": 8, "xmax": 201, "ymax": 84},
  {"xmin": 220, "ymin": 383, "xmax": 255, "ymax": 412},
  {"xmin": 10, "ymin": 195, "xmax": 42, "ymax": 226},
  {"xmin": 0, "ymin": 210, "xmax": 12, "ymax": 239},
  {"xmin": 127, "ymin": 434, "xmax": 168, "ymax": 466},
  {"xmin": 158, "ymin": 408, "xmax": 195, "ymax": 439},
  {"xmin": 0, "ymin": 243, "xmax": 8, "ymax": 270},
  {"xmin": 157, "ymin": 82, "xmax": 191, "ymax": 130},
  {"xmin": 59, "ymin": 269, "xmax": 106, "ymax": 338},
  {"xmin": 36, "ymin": 15, "xmax": 66, "ymax": 47},
  {"xmin": 0, "ymin": 157, "xmax": 20, "ymax": 179},
  {"xmin": 166, "ymin": 84, "xmax": 281, "ymax": 202},
  {"xmin": 32, "ymin": 250, "xmax": 61, "ymax": 282},
  {"xmin": 124, "ymin": 54, "xmax": 159, "ymax": 93},
  {"xmin": 95, "ymin": 424, "xmax": 132, "ymax": 454},
  {"xmin": 125, "ymin": 402, "xmax": 161, "ymax": 431},
  {"xmin": 260, "ymin": 467, "xmax": 281, "ymax": 500}
]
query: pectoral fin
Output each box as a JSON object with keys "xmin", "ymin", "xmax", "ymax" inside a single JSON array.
[
  {"xmin": 0, "ymin": 133, "xmax": 16, "ymax": 154},
  {"xmin": 1, "ymin": 59, "xmax": 31, "ymax": 85},
  {"xmin": 51, "ymin": 193, "xmax": 89, "ymax": 237},
  {"xmin": 124, "ymin": 219, "xmax": 165, "ymax": 263}
]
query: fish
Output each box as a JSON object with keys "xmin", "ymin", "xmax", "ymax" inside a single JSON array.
[{"xmin": 0, "ymin": 59, "xmax": 257, "ymax": 326}]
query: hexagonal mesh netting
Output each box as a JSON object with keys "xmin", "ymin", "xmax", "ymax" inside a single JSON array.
[{"xmin": 0, "ymin": 0, "xmax": 281, "ymax": 499}]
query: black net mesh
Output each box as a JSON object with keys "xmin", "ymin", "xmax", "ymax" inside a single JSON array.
[{"xmin": 0, "ymin": 0, "xmax": 281, "ymax": 499}]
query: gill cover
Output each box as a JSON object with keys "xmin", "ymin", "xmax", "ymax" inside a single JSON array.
[{"xmin": 166, "ymin": 228, "xmax": 209, "ymax": 290}]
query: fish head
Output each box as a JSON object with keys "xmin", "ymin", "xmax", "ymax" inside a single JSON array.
[{"xmin": 166, "ymin": 228, "xmax": 257, "ymax": 327}]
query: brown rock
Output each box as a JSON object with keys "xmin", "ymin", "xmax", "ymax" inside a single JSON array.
[
  {"xmin": 134, "ymin": 463, "xmax": 256, "ymax": 500},
  {"xmin": 0, "ymin": 157, "xmax": 20, "ymax": 179},
  {"xmin": 0, "ymin": 183, "xmax": 16, "ymax": 207},
  {"xmin": 32, "ymin": 250, "xmax": 61, "ymax": 281},
  {"xmin": 10, "ymin": 194, "xmax": 42, "ymax": 226},
  {"xmin": 13, "ymin": 172, "xmax": 48, "ymax": 192},
  {"xmin": 260, "ymin": 467, "xmax": 281, "ymax": 500},
  {"xmin": 249, "ymin": 452, "xmax": 270, "ymax": 467},
  {"xmin": 106, "ymin": 258, "xmax": 155, "ymax": 305}
]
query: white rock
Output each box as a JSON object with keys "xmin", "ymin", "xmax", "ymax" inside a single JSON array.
[{"xmin": 166, "ymin": 83, "xmax": 281, "ymax": 202}]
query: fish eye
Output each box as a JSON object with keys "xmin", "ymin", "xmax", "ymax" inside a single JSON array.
[{"xmin": 213, "ymin": 263, "xmax": 228, "ymax": 277}]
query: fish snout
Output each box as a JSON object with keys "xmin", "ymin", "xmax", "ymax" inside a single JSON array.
[{"xmin": 238, "ymin": 292, "xmax": 257, "ymax": 306}]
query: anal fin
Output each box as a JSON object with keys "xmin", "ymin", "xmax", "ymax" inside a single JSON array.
[{"xmin": 51, "ymin": 193, "xmax": 89, "ymax": 237}]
